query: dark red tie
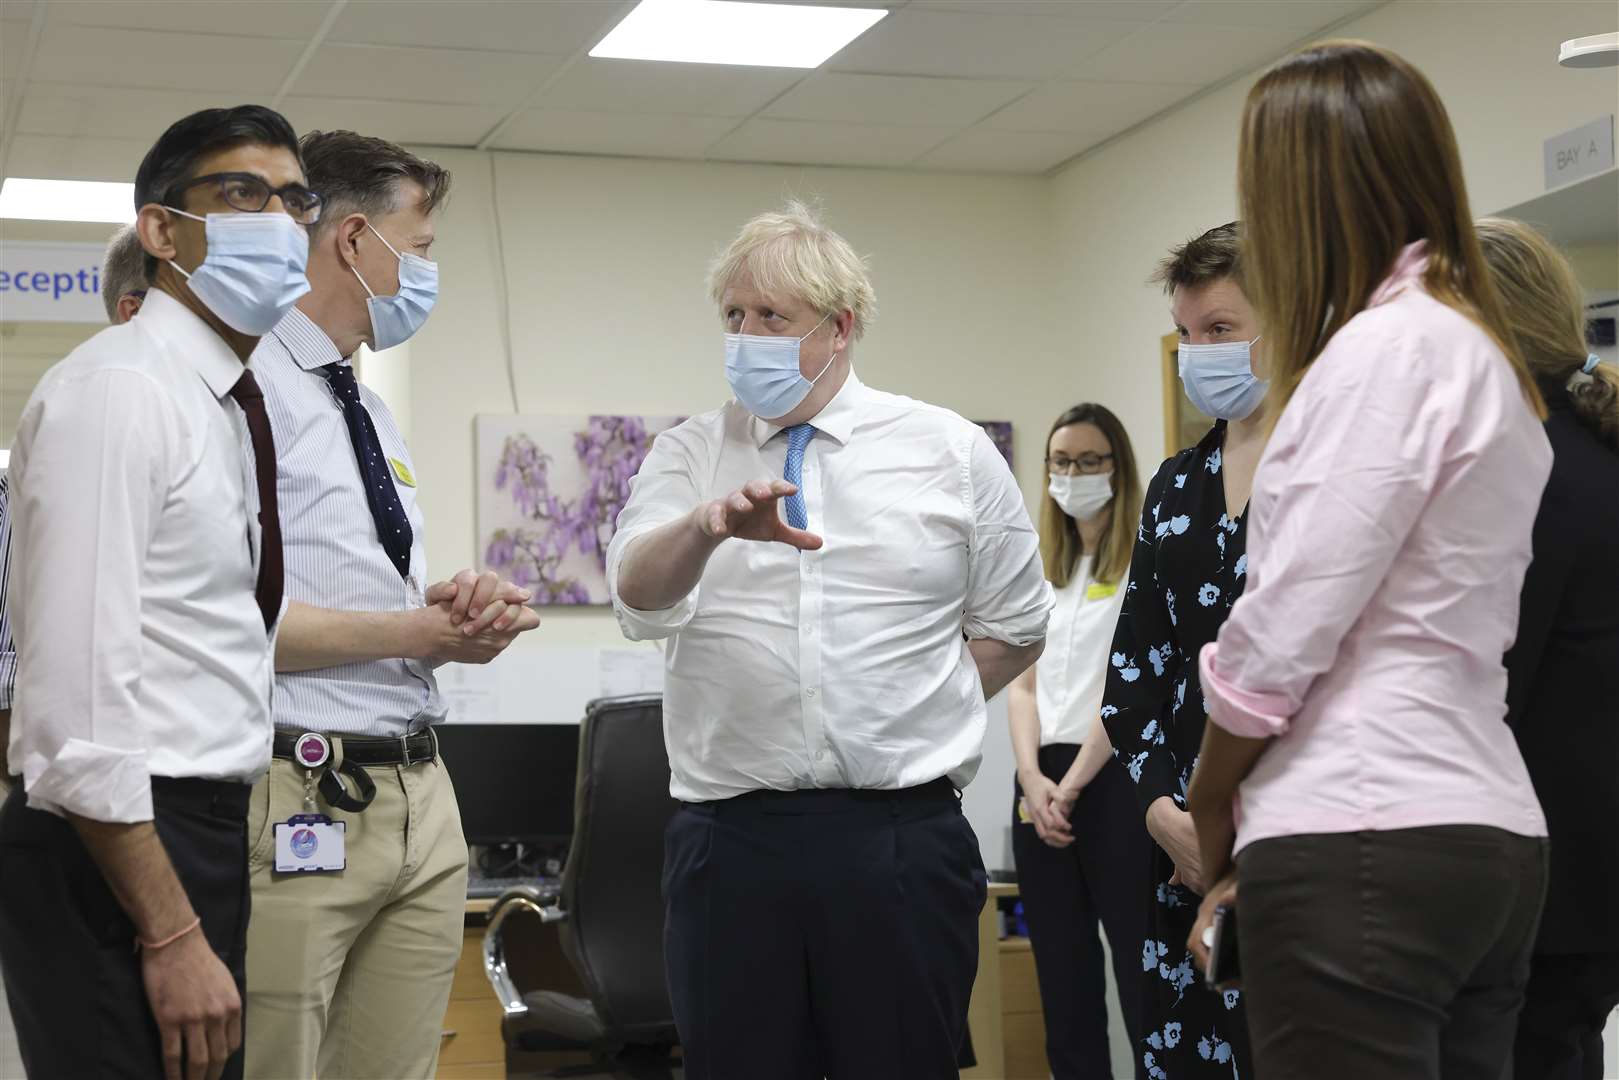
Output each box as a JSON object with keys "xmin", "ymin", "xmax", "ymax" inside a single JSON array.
[{"xmin": 228, "ymin": 370, "xmax": 284, "ymax": 632}]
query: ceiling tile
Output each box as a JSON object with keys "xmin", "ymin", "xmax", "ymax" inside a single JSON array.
[
  {"xmin": 914, "ymin": 127, "xmax": 1085, "ymax": 173},
  {"xmin": 764, "ymin": 73, "xmax": 1032, "ymax": 127},
  {"xmin": 5, "ymin": 133, "xmax": 153, "ymax": 182},
  {"xmin": 983, "ymin": 78, "xmax": 1201, "ymax": 134},
  {"xmin": 30, "ymin": 24, "xmax": 305, "ymax": 93},
  {"xmin": 278, "ymin": 96, "xmax": 508, "ymax": 147},
  {"xmin": 328, "ymin": 0, "xmax": 625, "ymax": 55},
  {"xmin": 537, "ymin": 59, "xmax": 802, "ymax": 118},
  {"xmin": 1163, "ymin": 0, "xmax": 1380, "ymax": 29},
  {"xmin": 828, "ymin": 9, "xmax": 1147, "ymax": 79},
  {"xmin": 17, "ymin": 82, "xmax": 246, "ymax": 142},
  {"xmin": 707, "ymin": 117, "xmax": 955, "ymax": 169},
  {"xmin": 292, "ymin": 43, "xmax": 563, "ymax": 107},
  {"xmin": 494, "ymin": 110, "xmax": 739, "ymax": 159},
  {"xmin": 1074, "ymin": 21, "xmax": 1306, "ymax": 84},
  {"xmin": 913, "ymin": 1, "xmax": 1181, "ymax": 18},
  {"xmin": 49, "ymin": 0, "xmax": 331, "ymax": 39}
]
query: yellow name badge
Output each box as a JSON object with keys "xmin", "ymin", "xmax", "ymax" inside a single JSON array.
[
  {"xmin": 1085, "ymin": 581, "xmax": 1119, "ymax": 602},
  {"xmin": 388, "ymin": 457, "xmax": 416, "ymax": 488}
]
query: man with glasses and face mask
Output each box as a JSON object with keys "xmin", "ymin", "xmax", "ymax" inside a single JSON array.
[
  {"xmin": 240, "ymin": 129, "xmax": 539, "ymax": 1080},
  {"xmin": 0, "ymin": 104, "xmax": 313, "ymax": 1080},
  {"xmin": 607, "ymin": 201, "xmax": 1052, "ymax": 1079}
]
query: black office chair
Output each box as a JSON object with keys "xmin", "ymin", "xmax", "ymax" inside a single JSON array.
[{"xmin": 483, "ymin": 695, "xmax": 681, "ymax": 1079}]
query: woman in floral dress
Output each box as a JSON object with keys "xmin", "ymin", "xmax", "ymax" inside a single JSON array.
[{"xmin": 1101, "ymin": 223, "xmax": 1266, "ymax": 1079}]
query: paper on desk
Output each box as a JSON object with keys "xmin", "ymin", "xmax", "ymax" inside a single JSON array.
[
  {"xmin": 599, "ymin": 647, "xmax": 665, "ymax": 699},
  {"xmin": 438, "ymin": 661, "xmax": 500, "ymax": 725}
]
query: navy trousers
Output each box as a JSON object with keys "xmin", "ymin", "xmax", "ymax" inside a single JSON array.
[{"xmin": 663, "ymin": 778, "xmax": 988, "ymax": 1080}]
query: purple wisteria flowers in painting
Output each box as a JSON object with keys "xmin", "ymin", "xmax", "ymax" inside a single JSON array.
[{"xmin": 477, "ymin": 414, "xmax": 684, "ymax": 605}]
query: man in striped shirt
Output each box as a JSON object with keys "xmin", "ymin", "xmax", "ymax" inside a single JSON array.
[{"xmin": 240, "ymin": 130, "xmax": 539, "ymax": 1080}]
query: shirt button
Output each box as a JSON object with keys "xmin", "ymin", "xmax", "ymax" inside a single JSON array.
[
  {"xmin": 803, "ymin": 624, "xmax": 815, "ymax": 635},
  {"xmin": 805, "ymin": 687, "xmax": 818, "ymax": 698},
  {"xmin": 815, "ymin": 750, "xmax": 827, "ymax": 762}
]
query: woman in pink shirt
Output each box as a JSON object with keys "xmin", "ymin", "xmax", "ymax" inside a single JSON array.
[{"xmin": 1182, "ymin": 41, "xmax": 1552, "ymax": 1080}]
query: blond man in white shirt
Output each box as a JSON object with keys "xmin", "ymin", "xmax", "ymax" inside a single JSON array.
[{"xmin": 607, "ymin": 201, "xmax": 1052, "ymax": 1079}]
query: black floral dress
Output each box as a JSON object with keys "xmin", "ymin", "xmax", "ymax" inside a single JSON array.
[{"xmin": 1101, "ymin": 422, "xmax": 1251, "ymax": 1079}]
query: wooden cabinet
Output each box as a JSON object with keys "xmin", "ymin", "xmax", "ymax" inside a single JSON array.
[{"xmin": 437, "ymin": 927, "xmax": 507, "ymax": 1079}]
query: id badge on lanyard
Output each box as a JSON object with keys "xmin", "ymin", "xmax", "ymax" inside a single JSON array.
[{"xmin": 273, "ymin": 733, "xmax": 347, "ymax": 873}]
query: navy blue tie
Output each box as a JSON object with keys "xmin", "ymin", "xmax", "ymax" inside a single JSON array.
[
  {"xmin": 322, "ymin": 363, "xmax": 412, "ymax": 578},
  {"xmin": 783, "ymin": 423, "xmax": 815, "ymax": 530}
]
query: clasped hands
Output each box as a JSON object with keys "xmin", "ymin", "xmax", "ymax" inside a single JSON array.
[{"xmin": 419, "ymin": 568, "xmax": 542, "ymax": 664}]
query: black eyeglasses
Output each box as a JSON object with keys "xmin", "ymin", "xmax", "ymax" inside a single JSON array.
[
  {"xmin": 166, "ymin": 171, "xmax": 323, "ymax": 224},
  {"xmin": 1046, "ymin": 452, "xmax": 1114, "ymax": 476}
]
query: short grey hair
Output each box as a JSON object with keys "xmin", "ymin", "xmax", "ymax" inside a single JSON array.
[
  {"xmin": 101, "ymin": 225, "xmax": 149, "ymax": 322},
  {"xmin": 707, "ymin": 200, "xmax": 877, "ymax": 339}
]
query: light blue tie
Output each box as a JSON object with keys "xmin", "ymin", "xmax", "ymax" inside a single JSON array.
[{"xmin": 783, "ymin": 423, "xmax": 815, "ymax": 530}]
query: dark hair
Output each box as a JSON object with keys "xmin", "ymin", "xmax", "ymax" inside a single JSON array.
[
  {"xmin": 132, "ymin": 104, "xmax": 302, "ymax": 277},
  {"xmin": 299, "ymin": 130, "xmax": 451, "ymax": 236},
  {"xmin": 1038, "ymin": 403, "xmax": 1143, "ymax": 589},
  {"xmin": 1151, "ymin": 222, "xmax": 1244, "ymax": 295}
]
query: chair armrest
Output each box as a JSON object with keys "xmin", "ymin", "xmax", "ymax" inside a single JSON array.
[{"xmin": 482, "ymin": 885, "xmax": 570, "ymax": 1019}]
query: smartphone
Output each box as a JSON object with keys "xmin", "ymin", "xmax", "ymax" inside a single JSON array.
[{"xmin": 1205, "ymin": 903, "xmax": 1241, "ymax": 990}]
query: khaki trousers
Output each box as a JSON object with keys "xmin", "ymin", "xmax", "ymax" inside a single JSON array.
[{"xmin": 244, "ymin": 752, "xmax": 468, "ymax": 1080}]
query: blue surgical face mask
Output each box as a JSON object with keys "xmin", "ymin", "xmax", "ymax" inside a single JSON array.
[
  {"xmin": 724, "ymin": 312, "xmax": 836, "ymax": 420},
  {"xmin": 351, "ymin": 222, "xmax": 438, "ymax": 351},
  {"xmin": 1178, "ymin": 336, "xmax": 1268, "ymax": 421},
  {"xmin": 165, "ymin": 209, "xmax": 310, "ymax": 335}
]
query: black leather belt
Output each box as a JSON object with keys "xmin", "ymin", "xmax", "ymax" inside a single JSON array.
[{"xmin": 270, "ymin": 729, "xmax": 438, "ymax": 813}]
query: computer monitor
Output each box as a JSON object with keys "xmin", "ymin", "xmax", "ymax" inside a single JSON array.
[{"xmin": 433, "ymin": 723, "xmax": 579, "ymax": 846}]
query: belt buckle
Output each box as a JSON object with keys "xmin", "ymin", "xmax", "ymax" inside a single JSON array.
[{"xmin": 400, "ymin": 734, "xmax": 414, "ymax": 768}]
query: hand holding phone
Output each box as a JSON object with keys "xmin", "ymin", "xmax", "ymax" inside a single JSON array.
[{"xmin": 1204, "ymin": 903, "xmax": 1241, "ymax": 990}]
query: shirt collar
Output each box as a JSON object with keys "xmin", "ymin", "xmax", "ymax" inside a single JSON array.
[
  {"xmin": 137, "ymin": 287, "xmax": 246, "ymax": 399},
  {"xmin": 267, "ymin": 305, "xmax": 347, "ymax": 372},
  {"xmin": 748, "ymin": 369, "xmax": 867, "ymax": 448},
  {"xmin": 1369, "ymin": 240, "xmax": 1430, "ymax": 307}
]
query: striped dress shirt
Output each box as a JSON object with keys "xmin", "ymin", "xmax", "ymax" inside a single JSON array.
[{"xmin": 247, "ymin": 308, "xmax": 444, "ymax": 737}]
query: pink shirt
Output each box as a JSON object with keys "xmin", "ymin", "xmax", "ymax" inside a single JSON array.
[{"xmin": 1200, "ymin": 244, "xmax": 1551, "ymax": 854}]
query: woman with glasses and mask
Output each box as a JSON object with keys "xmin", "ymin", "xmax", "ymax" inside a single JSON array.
[
  {"xmin": 1008, "ymin": 403, "xmax": 1151, "ymax": 1080},
  {"xmin": 1099, "ymin": 223, "xmax": 1265, "ymax": 1078}
]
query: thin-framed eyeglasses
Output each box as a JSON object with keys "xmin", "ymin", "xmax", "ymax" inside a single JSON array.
[
  {"xmin": 165, "ymin": 172, "xmax": 323, "ymax": 225},
  {"xmin": 1046, "ymin": 452, "xmax": 1114, "ymax": 476}
]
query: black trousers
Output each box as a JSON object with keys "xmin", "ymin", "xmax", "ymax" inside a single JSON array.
[
  {"xmin": 1012, "ymin": 746, "xmax": 1151, "ymax": 1080},
  {"xmin": 0, "ymin": 777, "xmax": 253, "ymax": 1080},
  {"xmin": 1514, "ymin": 951, "xmax": 1619, "ymax": 1080},
  {"xmin": 1237, "ymin": 826, "xmax": 1548, "ymax": 1080},
  {"xmin": 663, "ymin": 779, "xmax": 988, "ymax": 1080}
]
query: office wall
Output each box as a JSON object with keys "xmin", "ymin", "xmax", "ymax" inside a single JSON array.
[{"xmin": 1048, "ymin": 0, "xmax": 1619, "ymax": 459}]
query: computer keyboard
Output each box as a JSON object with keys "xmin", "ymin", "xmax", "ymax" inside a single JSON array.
[{"xmin": 466, "ymin": 875, "xmax": 561, "ymax": 900}]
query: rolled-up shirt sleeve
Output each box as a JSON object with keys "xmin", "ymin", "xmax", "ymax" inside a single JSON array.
[
  {"xmin": 963, "ymin": 427, "xmax": 1053, "ymax": 646},
  {"xmin": 1200, "ymin": 325, "xmax": 1462, "ymax": 739},
  {"xmin": 12, "ymin": 370, "xmax": 174, "ymax": 822},
  {"xmin": 606, "ymin": 421, "xmax": 709, "ymax": 641}
]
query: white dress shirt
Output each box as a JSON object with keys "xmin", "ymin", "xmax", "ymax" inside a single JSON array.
[
  {"xmin": 7, "ymin": 289, "xmax": 273, "ymax": 823},
  {"xmin": 246, "ymin": 308, "xmax": 440, "ymax": 738},
  {"xmin": 607, "ymin": 371, "xmax": 1053, "ymax": 803},
  {"xmin": 1035, "ymin": 556, "xmax": 1127, "ymax": 747}
]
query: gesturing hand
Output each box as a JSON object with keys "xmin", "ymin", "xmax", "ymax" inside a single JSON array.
[{"xmin": 695, "ymin": 480, "xmax": 823, "ymax": 551}]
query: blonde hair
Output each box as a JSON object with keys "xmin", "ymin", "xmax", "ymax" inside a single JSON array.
[
  {"xmin": 707, "ymin": 199, "xmax": 877, "ymax": 339},
  {"xmin": 1038, "ymin": 403, "xmax": 1142, "ymax": 590},
  {"xmin": 1476, "ymin": 218, "xmax": 1619, "ymax": 450},
  {"xmin": 1238, "ymin": 41, "xmax": 1543, "ymax": 423}
]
